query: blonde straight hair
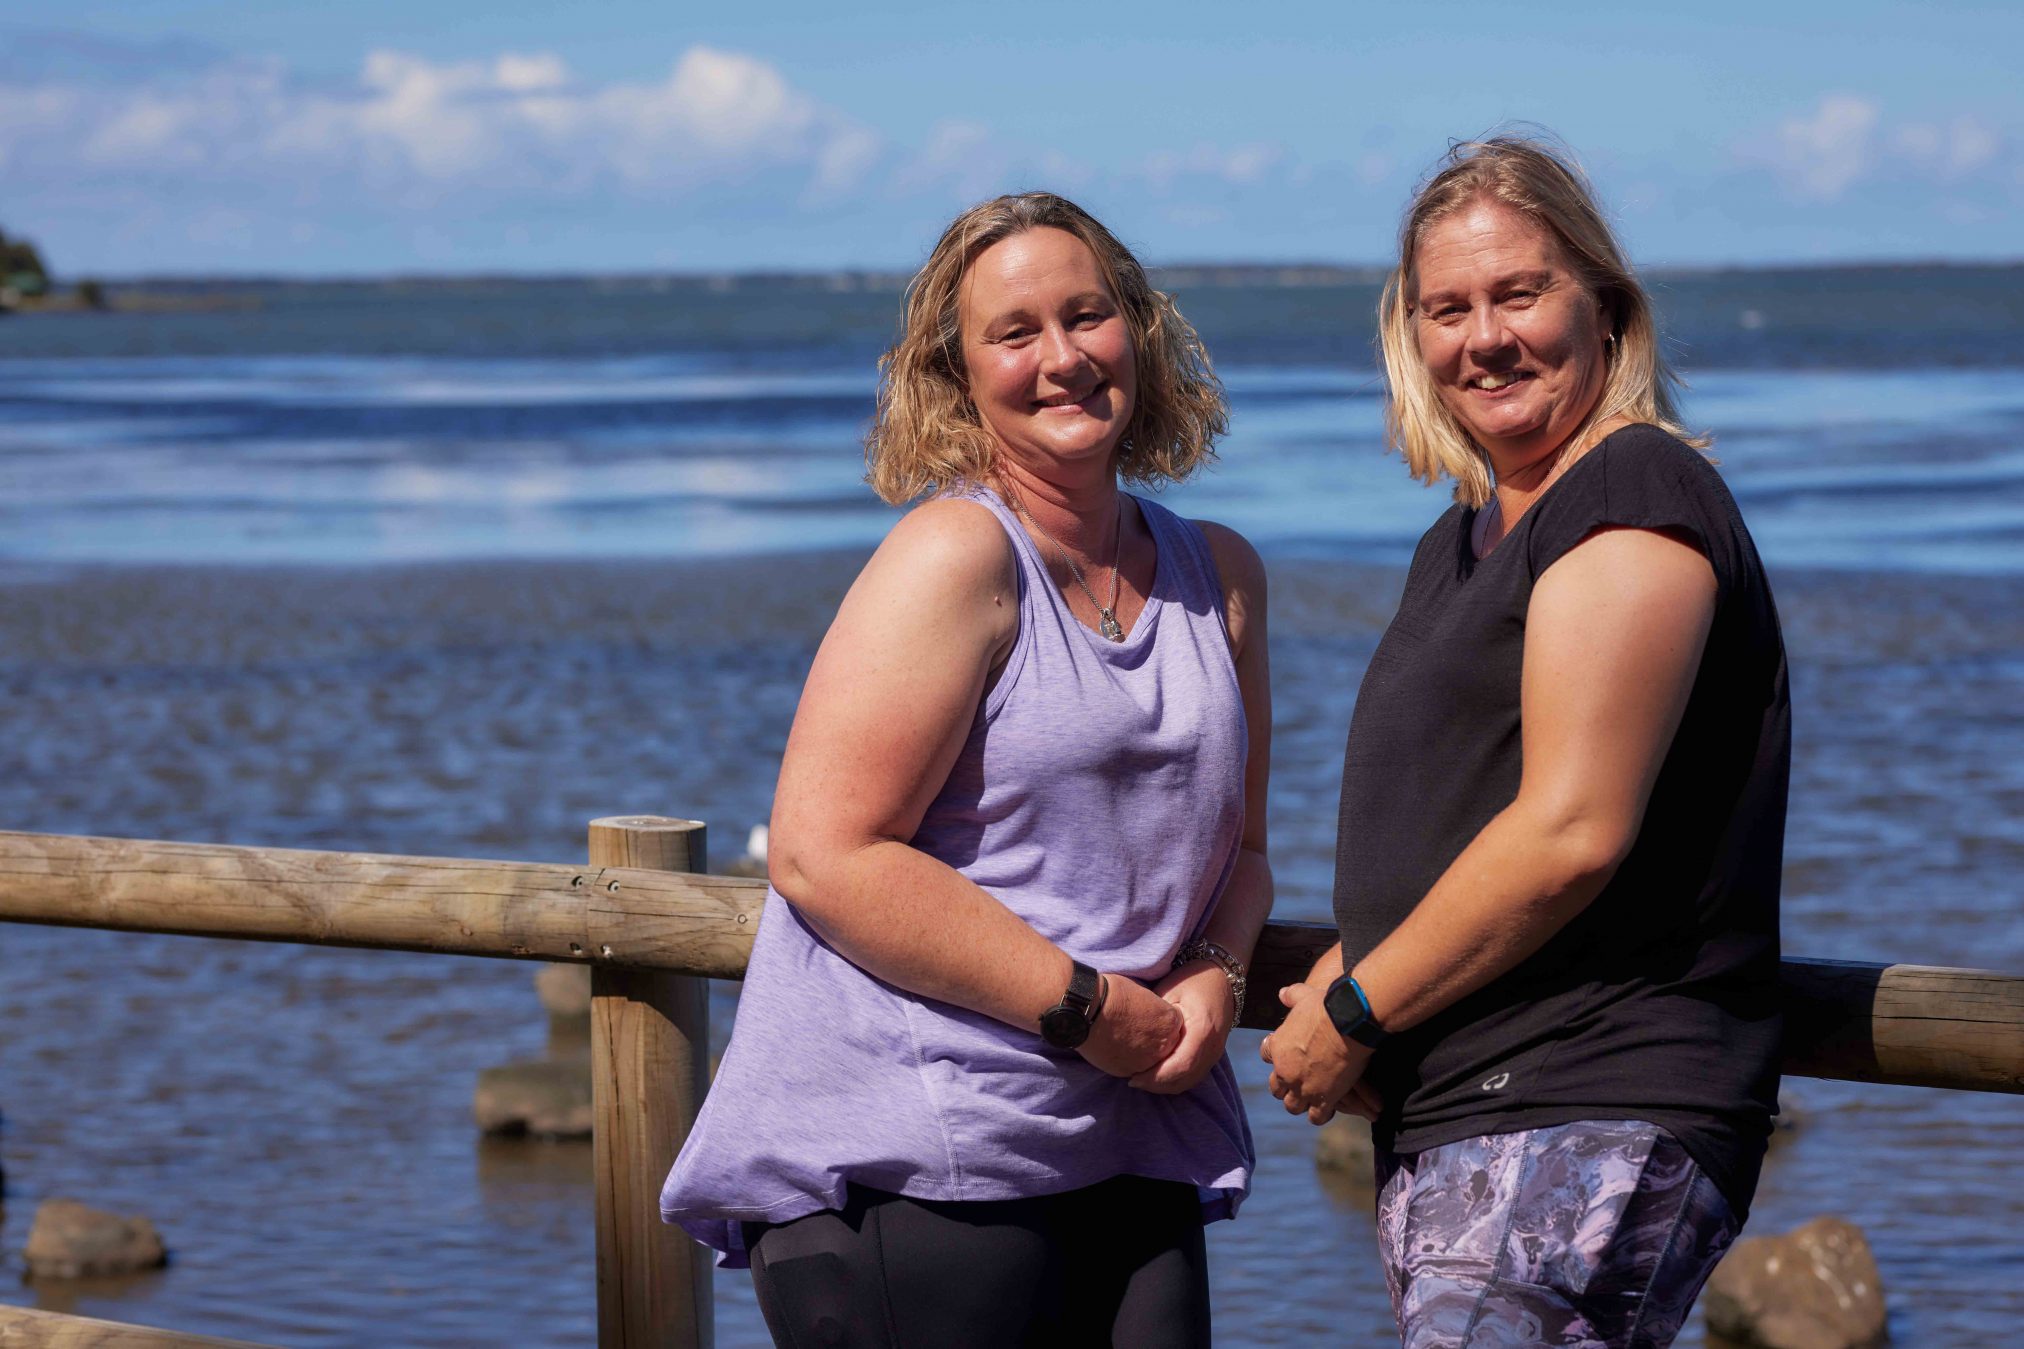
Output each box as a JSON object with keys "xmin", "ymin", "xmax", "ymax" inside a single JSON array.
[
  {"xmin": 1378, "ymin": 134, "xmax": 1707, "ymax": 508},
  {"xmin": 865, "ymin": 192, "xmax": 1227, "ymax": 505}
]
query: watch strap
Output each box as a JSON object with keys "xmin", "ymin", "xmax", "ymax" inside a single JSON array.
[
  {"xmin": 1324, "ymin": 973, "xmax": 1390, "ymax": 1049},
  {"xmin": 1039, "ymin": 960, "xmax": 1103, "ymax": 1049},
  {"xmin": 1063, "ymin": 959, "xmax": 1099, "ymax": 1014}
]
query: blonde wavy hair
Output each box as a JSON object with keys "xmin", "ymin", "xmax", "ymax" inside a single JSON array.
[
  {"xmin": 1379, "ymin": 133, "xmax": 1708, "ymax": 508},
  {"xmin": 865, "ymin": 192, "xmax": 1227, "ymax": 505}
]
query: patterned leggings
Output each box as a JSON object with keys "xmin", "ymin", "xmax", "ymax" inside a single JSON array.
[{"xmin": 1375, "ymin": 1120, "xmax": 1740, "ymax": 1349}]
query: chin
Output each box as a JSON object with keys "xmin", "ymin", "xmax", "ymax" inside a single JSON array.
[
  {"xmin": 1040, "ymin": 422, "xmax": 1122, "ymax": 456},
  {"xmin": 1469, "ymin": 410, "xmax": 1552, "ymax": 447}
]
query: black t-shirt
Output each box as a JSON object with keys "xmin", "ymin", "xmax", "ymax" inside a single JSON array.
[{"xmin": 1333, "ymin": 424, "xmax": 1789, "ymax": 1216}]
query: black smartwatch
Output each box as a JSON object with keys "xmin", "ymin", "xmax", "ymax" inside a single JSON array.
[
  {"xmin": 1322, "ymin": 973, "xmax": 1390, "ymax": 1050},
  {"xmin": 1039, "ymin": 961, "xmax": 1105, "ymax": 1049}
]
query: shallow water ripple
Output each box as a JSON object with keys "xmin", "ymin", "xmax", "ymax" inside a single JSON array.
[{"xmin": 0, "ymin": 558, "xmax": 2017, "ymax": 1346}]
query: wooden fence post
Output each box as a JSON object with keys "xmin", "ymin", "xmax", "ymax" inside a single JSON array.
[{"xmin": 589, "ymin": 816, "xmax": 713, "ymax": 1349}]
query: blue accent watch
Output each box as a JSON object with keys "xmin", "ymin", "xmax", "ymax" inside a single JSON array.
[{"xmin": 1322, "ymin": 973, "xmax": 1390, "ymax": 1049}]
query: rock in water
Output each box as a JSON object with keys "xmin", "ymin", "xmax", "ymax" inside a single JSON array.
[
  {"xmin": 534, "ymin": 963, "xmax": 593, "ymax": 1020},
  {"xmin": 23, "ymin": 1198, "xmax": 168, "ymax": 1279},
  {"xmin": 474, "ymin": 1056, "xmax": 593, "ymax": 1138},
  {"xmin": 1703, "ymin": 1215, "xmax": 1887, "ymax": 1349},
  {"xmin": 1313, "ymin": 1114, "xmax": 1375, "ymax": 1181}
]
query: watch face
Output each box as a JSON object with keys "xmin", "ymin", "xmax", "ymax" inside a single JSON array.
[
  {"xmin": 1324, "ymin": 976, "xmax": 1386, "ymax": 1048},
  {"xmin": 1040, "ymin": 1005, "xmax": 1091, "ymax": 1049},
  {"xmin": 1323, "ymin": 977, "xmax": 1369, "ymax": 1035}
]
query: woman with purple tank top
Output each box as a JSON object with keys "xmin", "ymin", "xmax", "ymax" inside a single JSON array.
[{"xmin": 660, "ymin": 193, "xmax": 1274, "ymax": 1346}]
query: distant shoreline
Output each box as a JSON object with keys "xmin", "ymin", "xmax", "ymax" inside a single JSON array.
[
  {"xmin": 33, "ymin": 256, "xmax": 2024, "ymax": 296},
  {"xmin": 3, "ymin": 289, "xmax": 261, "ymax": 315}
]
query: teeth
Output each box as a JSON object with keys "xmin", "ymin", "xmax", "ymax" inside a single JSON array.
[
  {"xmin": 1038, "ymin": 387, "xmax": 1095, "ymax": 407},
  {"xmin": 1474, "ymin": 373, "xmax": 1521, "ymax": 390}
]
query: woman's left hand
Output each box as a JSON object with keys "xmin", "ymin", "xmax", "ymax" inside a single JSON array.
[
  {"xmin": 1261, "ymin": 980, "xmax": 1373, "ymax": 1123},
  {"xmin": 1128, "ymin": 961, "xmax": 1237, "ymax": 1094}
]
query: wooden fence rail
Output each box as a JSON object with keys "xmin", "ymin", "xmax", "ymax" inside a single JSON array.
[{"xmin": 2, "ymin": 824, "xmax": 2020, "ymax": 1348}]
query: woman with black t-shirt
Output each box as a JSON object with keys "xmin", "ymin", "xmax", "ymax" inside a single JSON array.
[{"xmin": 1261, "ymin": 135, "xmax": 1789, "ymax": 1348}]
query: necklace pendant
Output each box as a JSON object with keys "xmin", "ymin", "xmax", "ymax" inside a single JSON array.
[{"xmin": 1098, "ymin": 610, "xmax": 1125, "ymax": 642}]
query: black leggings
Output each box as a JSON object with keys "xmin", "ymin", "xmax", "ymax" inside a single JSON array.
[{"xmin": 743, "ymin": 1174, "xmax": 1212, "ymax": 1348}]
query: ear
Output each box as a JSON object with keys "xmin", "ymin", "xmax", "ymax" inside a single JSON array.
[
  {"xmin": 1598, "ymin": 288, "xmax": 1621, "ymax": 334},
  {"xmin": 939, "ymin": 341, "xmax": 970, "ymax": 394}
]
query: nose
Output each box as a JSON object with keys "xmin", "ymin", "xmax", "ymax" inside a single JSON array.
[
  {"xmin": 1463, "ymin": 304, "xmax": 1514, "ymax": 361},
  {"xmin": 1038, "ymin": 324, "xmax": 1091, "ymax": 381}
]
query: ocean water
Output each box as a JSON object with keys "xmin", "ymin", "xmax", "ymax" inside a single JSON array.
[
  {"xmin": 0, "ymin": 271, "xmax": 2020, "ymax": 1346},
  {"xmin": 5, "ymin": 268, "xmax": 2024, "ymax": 575}
]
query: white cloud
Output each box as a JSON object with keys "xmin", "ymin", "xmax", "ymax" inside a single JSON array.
[
  {"xmin": 7, "ymin": 38, "xmax": 1321, "ymax": 267},
  {"xmin": 813, "ymin": 126, "xmax": 883, "ymax": 197},
  {"xmin": 352, "ymin": 51, "xmax": 505, "ymax": 178},
  {"xmin": 1355, "ymin": 151, "xmax": 1395, "ymax": 186},
  {"xmin": 494, "ymin": 53, "xmax": 569, "ymax": 94},
  {"xmin": 1774, "ymin": 94, "xmax": 1879, "ymax": 200},
  {"xmin": 590, "ymin": 47, "xmax": 855, "ymax": 188},
  {"xmin": 1893, "ymin": 116, "xmax": 2001, "ymax": 179},
  {"xmin": 11, "ymin": 44, "xmax": 883, "ymax": 200},
  {"xmin": 84, "ymin": 96, "xmax": 197, "ymax": 162},
  {"xmin": 1746, "ymin": 98, "xmax": 2015, "ymax": 204},
  {"xmin": 895, "ymin": 121, "xmax": 1005, "ymax": 199},
  {"xmin": 1142, "ymin": 142, "xmax": 1286, "ymax": 191}
]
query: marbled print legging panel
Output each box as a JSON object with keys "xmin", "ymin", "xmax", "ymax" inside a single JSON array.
[{"xmin": 1373, "ymin": 1120, "xmax": 1740, "ymax": 1349}]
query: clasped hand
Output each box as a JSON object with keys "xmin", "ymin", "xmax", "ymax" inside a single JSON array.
[
  {"xmin": 1259, "ymin": 981, "xmax": 1382, "ymax": 1126},
  {"xmin": 1077, "ymin": 963, "xmax": 1234, "ymax": 1095}
]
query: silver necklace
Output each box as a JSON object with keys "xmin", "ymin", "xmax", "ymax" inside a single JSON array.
[{"xmin": 1016, "ymin": 494, "xmax": 1126, "ymax": 641}]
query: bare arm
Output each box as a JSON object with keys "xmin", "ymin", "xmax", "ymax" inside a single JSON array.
[
  {"xmin": 1266, "ymin": 526, "xmax": 1718, "ymax": 1118},
  {"xmin": 1133, "ymin": 521, "xmax": 1276, "ymax": 1093},
  {"xmin": 768, "ymin": 498, "xmax": 1180, "ymax": 1074}
]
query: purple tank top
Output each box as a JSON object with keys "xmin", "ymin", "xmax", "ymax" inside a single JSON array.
[{"xmin": 660, "ymin": 485, "xmax": 1254, "ymax": 1265}]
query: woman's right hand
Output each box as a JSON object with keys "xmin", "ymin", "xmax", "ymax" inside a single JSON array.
[{"xmin": 1076, "ymin": 975, "xmax": 1185, "ymax": 1078}]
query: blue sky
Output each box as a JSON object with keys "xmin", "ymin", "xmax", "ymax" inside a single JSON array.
[{"xmin": 5, "ymin": 1, "xmax": 2021, "ymax": 275}]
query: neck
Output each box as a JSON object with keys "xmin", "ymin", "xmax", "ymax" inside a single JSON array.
[
  {"xmin": 994, "ymin": 457, "xmax": 1122, "ymax": 556},
  {"xmin": 1486, "ymin": 442, "xmax": 1572, "ymax": 525},
  {"xmin": 1474, "ymin": 413, "xmax": 1632, "ymax": 557},
  {"xmin": 1486, "ymin": 412, "xmax": 1630, "ymax": 519}
]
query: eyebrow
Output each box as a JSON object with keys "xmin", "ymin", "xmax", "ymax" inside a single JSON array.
[
  {"xmin": 1418, "ymin": 269, "xmax": 1557, "ymax": 306},
  {"xmin": 977, "ymin": 290, "xmax": 1117, "ymax": 336}
]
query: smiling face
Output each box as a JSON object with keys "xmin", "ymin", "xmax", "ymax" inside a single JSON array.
[
  {"xmin": 1412, "ymin": 199, "xmax": 1611, "ymax": 470},
  {"xmin": 958, "ymin": 226, "xmax": 1136, "ymax": 483}
]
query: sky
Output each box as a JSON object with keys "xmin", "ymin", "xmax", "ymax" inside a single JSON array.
[{"xmin": 3, "ymin": 0, "xmax": 2021, "ymax": 277}]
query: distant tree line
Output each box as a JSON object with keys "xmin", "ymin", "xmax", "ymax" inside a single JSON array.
[{"xmin": 0, "ymin": 226, "xmax": 51, "ymax": 295}]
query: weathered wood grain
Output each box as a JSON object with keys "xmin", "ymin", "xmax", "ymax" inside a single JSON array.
[
  {"xmin": 2, "ymin": 831, "xmax": 2018, "ymax": 1095},
  {"xmin": 0, "ymin": 1305, "xmax": 267, "ymax": 1348},
  {"xmin": 587, "ymin": 818, "xmax": 713, "ymax": 1349},
  {"xmin": 1781, "ymin": 958, "xmax": 2024, "ymax": 1093},
  {"xmin": 0, "ymin": 830, "xmax": 760, "ymax": 979}
]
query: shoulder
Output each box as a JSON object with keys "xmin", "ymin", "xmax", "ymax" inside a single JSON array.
[
  {"xmin": 872, "ymin": 496, "xmax": 1016, "ymax": 587},
  {"xmin": 1420, "ymin": 502, "xmax": 1469, "ymax": 553},
  {"xmin": 848, "ymin": 496, "xmax": 1019, "ymax": 638},
  {"xmin": 1192, "ymin": 519, "xmax": 1267, "ymax": 598},
  {"xmin": 1593, "ymin": 424, "xmax": 1728, "ymax": 502},
  {"xmin": 1190, "ymin": 519, "xmax": 1267, "ymax": 654},
  {"xmin": 1603, "ymin": 421, "xmax": 1701, "ymax": 458},
  {"xmin": 1525, "ymin": 424, "xmax": 1737, "ymax": 580}
]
